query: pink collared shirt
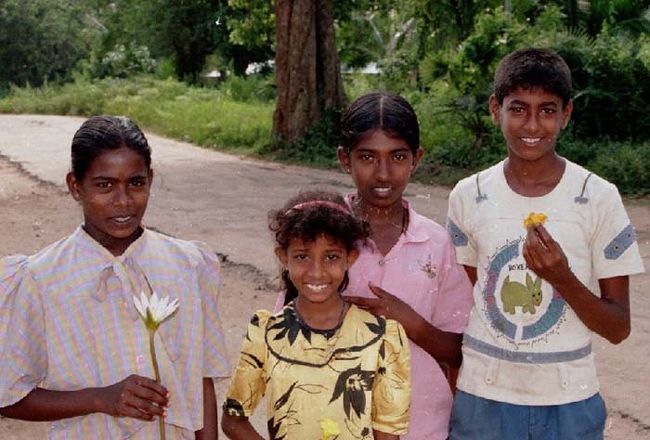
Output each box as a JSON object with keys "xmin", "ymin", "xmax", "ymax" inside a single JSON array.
[{"xmin": 276, "ymin": 198, "xmax": 473, "ymax": 439}]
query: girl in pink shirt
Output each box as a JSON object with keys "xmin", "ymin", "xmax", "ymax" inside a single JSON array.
[
  {"xmin": 323, "ymin": 92, "xmax": 473, "ymax": 439},
  {"xmin": 277, "ymin": 92, "xmax": 473, "ymax": 438}
]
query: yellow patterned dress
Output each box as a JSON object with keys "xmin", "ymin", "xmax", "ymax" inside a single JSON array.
[{"xmin": 223, "ymin": 303, "xmax": 411, "ymax": 439}]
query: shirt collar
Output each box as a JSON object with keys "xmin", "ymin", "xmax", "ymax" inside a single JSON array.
[
  {"xmin": 345, "ymin": 193, "xmax": 431, "ymax": 245},
  {"xmin": 74, "ymin": 226, "xmax": 150, "ymax": 317},
  {"xmin": 74, "ymin": 225, "xmax": 148, "ymax": 263}
]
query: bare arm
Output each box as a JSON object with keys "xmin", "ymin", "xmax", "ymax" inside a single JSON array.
[
  {"xmin": 463, "ymin": 265, "xmax": 477, "ymax": 286},
  {"xmin": 400, "ymin": 311, "xmax": 463, "ymax": 368},
  {"xmin": 0, "ymin": 387, "xmax": 103, "ymax": 421},
  {"xmin": 524, "ymin": 225, "xmax": 630, "ymax": 343},
  {"xmin": 0, "ymin": 374, "xmax": 168, "ymax": 421},
  {"xmin": 220, "ymin": 413, "xmax": 264, "ymax": 440},
  {"xmin": 196, "ymin": 378, "xmax": 218, "ymax": 440},
  {"xmin": 373, "ymin": 430, "xmax": 399, "ymax": 440},
  {"xmin": 555, "ymin": 275, "xmax": 629, "ymax": 343},
  {"xmin": 345, "ymin": 283, "xmax": 463, "ymax": 367}
]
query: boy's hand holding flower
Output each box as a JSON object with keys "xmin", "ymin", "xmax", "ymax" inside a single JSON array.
[
  {"xmin": 523, "ymin": 224, "xmax": 573, "ymax": 287},
  {"xmin": 523, "ymin": 212, "xmax": 548, "ymax": 229},
  {"xmin": 522, "ymin": 212, "xmax": 573, "ymax": 286}
]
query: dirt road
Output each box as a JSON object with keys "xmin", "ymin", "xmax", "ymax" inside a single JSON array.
[{"xmin": 1, "ymin": 115, "xmax": 648, "ymax": 438}]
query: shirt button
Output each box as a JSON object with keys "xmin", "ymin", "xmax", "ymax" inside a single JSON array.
[{"xmin": 379, "ymin": 259, "xmax": 385, "ymax": 266}]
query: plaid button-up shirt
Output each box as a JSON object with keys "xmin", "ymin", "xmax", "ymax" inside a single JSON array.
[{"xmin": 1, "ymin": 227, "xmax": 229, "ymax": 439}]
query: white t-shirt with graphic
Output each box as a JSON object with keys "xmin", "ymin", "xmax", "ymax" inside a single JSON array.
[{"xmin": 447, "ymin": 159, "xmax": 645, "ymax": 405}]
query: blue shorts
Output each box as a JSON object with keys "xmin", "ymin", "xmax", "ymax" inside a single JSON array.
[{"xmin": 449, "ymin": 390, "xmax": 607, "ymax": 440}]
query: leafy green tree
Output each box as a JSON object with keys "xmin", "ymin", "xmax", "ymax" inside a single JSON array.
[
  {"xmin": 226, "ymin": 0, "xmax": 275, "ymax": 74},
  {"xmin": 0, "ymin": 0, "xmax": 90, "ymax": 92},
  {"xmin": 580, "ymin": 0, "xmax": 650, "ymax": 36},
  {"xmin": 96, "ymin": 0, "xmax": 229, "ymax": 82},
  {"xmin": 420, "ymin": 3, "xmax": 650, "ymax": 178},
  {"xmin": 227, "ymin": 0, "xmax": 363, "ymax": 75},
  {"xmin": 504, "ymin": 0, "xmax": 650, "ymax": 35},
  {"xmin": 161, "ymin": 0, "xmax": 230, "ymax": 81}
]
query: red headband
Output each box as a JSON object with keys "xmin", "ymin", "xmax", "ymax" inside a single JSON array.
[{"xmin": 290, "ymin": 200, "xmax": 351, "ymax": 215}]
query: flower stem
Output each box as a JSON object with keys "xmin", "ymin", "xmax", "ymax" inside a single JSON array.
[{"xmin": 149, "ymin": 331, "xmax": 166, "ymax": 440}]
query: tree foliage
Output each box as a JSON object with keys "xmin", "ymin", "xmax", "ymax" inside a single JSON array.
[
  {"xmin": 2, "ymin": 0, "xmax": 648, "ymax": 191},
  {"xmin": 0, "ymin": 0, "xmax": 91, "ymax": 92},
  {"xmin": 414, "ymin": 3, "xmax": 650, "ymax": 194},
  {"xmin": 422, "ymin": 4, "xmax": 650, "ymax": 142},
  {"xmin": 96, "ymin": 0, "xmax": 230, "ymax": 82}
]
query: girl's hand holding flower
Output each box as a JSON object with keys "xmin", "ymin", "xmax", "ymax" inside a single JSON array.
[{"xmin": 98, "ymin": 374, "xmax": 169, "ymax": 420}]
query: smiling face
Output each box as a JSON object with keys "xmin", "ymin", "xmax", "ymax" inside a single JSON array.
[
  {"xmin": 490, "ymin": 87, "xmax": 573, "ymax": 163},
  {"xmin": 66, "ymin": 146, "xmax": 152, "ymax": 255},
  {"xmin": 338, "ymin": 129, "xmax": 423, "ymax": 211},
  {"xmin": 276, "ymin": 234, "xmax": 358, "ymax": 307}
]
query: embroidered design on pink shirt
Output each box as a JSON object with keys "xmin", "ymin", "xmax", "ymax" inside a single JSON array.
[{"xmin": 419, "ymin": 255, "xmax": 437, "ymax": 279}]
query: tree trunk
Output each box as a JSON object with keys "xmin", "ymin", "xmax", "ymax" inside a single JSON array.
[
  {"xmin": 564, "ymin": 0, "xmax": 579, "ymax": 29},
  {"xmin": 273, "ymin": 0, "xmax": 344, "ymax": 142},
  {"xmin": 315, "ymin": 0, "xmax": 344, "ymax": 111}
]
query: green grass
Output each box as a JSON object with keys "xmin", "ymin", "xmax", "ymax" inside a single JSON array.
[{"xmin": 0, "ymin": 76, "xmax": 274, "ymax": 154}]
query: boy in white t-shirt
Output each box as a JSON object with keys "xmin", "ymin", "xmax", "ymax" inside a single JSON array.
[{"xmin": 447, "ymin": 48, "xmax": 645, "ymax": 440}]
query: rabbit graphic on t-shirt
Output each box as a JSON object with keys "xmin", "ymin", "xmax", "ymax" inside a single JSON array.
[{"xmin": 500, "ymin": 273, "xmax": 543, "ymax": 314}]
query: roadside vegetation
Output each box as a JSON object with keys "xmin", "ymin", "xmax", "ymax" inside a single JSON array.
[
  {"xmin": 0, "ymin": 76, "xmax": 274, "ymax": 155},
  {"xmin": 1, "ymin": 1, "xmax": 648, "ymax": 195}
]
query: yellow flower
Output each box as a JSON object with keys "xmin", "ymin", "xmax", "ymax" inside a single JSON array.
[
  {"xmin": 320, "ymin": 418, "xmax": 340, "ymax": 440},
  {"xmin": 523, "ymin": 212, "xmax": 548, "ymax": 229}
]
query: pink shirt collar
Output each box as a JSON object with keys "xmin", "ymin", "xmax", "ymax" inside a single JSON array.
[{"xmin": 345, "ymin": 193, "xmax": 431, "ymax": 245}]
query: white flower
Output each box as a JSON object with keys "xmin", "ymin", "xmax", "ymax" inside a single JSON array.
[
  {"xmin": 132, "ymin": 289, "xmax": 177, "ymax": 440},
  {"xmin": 133, "ymin": 291, "xmax": 179, "ymax": 331}
]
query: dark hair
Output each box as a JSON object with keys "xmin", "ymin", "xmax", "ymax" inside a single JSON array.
[
  {"xmin": 269, "ymin": 190, "xmax": 370, "ymax": 305},
  {"xmin": 71, "ymin": 115, "xmax": 151, "ymax": 180},
  {"xmin": 493, "ymin": 48, "xmax": 572, "ymax": 107},
  {"xmin": 340, "ymin": 91, "xmax": 420, "ymax": 153}
]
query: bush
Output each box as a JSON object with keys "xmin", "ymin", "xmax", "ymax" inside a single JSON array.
[
  {"xmin": 562, "ymin": 140, "xmax": 650, "ymax": 196},
  {"xmin": 262, "ymin": 108, "xmax": 341, "ymax": 167},
  {"xmin": 218, "ymin": 74, "xmax": 275, "ymax": 102},
  {"xmin": 93, "ymin": 44, "xmax": 157, "ymax": 79},
  {"xmin": 556, "ymin": 32, "xmax": 650, "ymax": 141}
]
